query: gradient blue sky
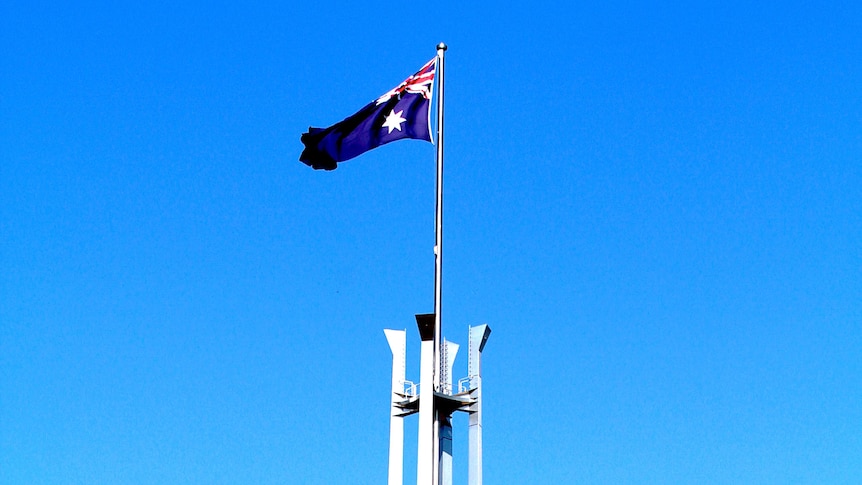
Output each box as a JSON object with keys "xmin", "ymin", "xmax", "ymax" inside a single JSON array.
[{"xmin": 2, "ymin": 1, "xmax": 860, "ymax": 484}]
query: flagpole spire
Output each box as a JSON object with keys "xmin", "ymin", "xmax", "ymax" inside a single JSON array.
[
  {"xmin": 432, "ymin": 41, "xmax": 446, "ymax": 485},
  {"xmin": 433, "ymin": 41, "xmax": 446, "ymax": 395},
  {"xmin": 417, "ymin": 43, "xmax": 447, "ymax": 485}
]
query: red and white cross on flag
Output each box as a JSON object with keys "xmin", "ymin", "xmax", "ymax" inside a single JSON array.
[{"xmin": 375, "ymin": 58, "xmax": 436, "ymax": 105}]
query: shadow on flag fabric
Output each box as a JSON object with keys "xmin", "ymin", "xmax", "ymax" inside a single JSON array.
[{"xmin": 300, "ymin": 58, "xmax": 436, "ymax": 170}]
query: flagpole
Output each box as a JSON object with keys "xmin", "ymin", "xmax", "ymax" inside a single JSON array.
[{"xmin": 432, "ymin": 41, "xmax": 446, "ymax": 485}]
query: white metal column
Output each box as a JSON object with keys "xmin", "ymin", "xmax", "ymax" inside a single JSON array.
[
  {"xmin": 439, "ymin": 340, "xmax": 459, "ymax": 485},
  {"xmin": 468, "ymin": 325, "xmax": 491, "ymax": 485},
  {"xmin": 384, "ymin": 329, "xmax": 406, "ymax": 485},
  {"xmin": 416, "ymin": 315, "xmax": 436, "ymax": 485}
]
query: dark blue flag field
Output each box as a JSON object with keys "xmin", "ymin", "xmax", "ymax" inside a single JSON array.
[{"xmin": 300, "ymin": 58, "xmax": 436, "ymax": 170}]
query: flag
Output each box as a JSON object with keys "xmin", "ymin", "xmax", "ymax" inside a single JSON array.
[{"xmin": 300, "ymin": 58, "xmax": 436, "ymax": 170}]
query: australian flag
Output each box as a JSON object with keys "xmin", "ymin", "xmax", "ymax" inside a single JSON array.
[{"xmin": 300, "ymin": 58, "xmax": 436, "ymax": 170}]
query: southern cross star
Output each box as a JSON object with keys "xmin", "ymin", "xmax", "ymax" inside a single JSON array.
[{"xmin": 382, "ymin": 109, "xmax": 407, "ymax": 134}]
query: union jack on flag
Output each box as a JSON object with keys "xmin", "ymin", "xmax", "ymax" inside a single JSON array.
[
  {"xmin": 300, "ymin": 58, "xmax": 437, "ymax": 171},
  {"xmin": 376, "ymin": 58, "xmax": 436, "ymax": 105}
]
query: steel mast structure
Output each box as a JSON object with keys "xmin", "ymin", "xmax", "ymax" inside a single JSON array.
[
  {"xmin": 385, "ymin": 323, "xmax": 491, "ymax": 485},
  {"xmin": 383, "ymin": 43, "xmax": 493, "ymax": 485}
]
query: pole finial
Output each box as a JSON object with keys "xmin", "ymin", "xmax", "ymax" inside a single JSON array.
[{"xmin": 437, "ymin": 42, "xmax": 447, "ymax": 51}]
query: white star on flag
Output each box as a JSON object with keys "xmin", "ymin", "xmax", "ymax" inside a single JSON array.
[{"xmin": 382, "ymin": 109, "xmax": 407, "ymax": 134}]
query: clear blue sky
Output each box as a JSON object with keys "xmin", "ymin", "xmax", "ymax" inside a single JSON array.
[{"xmin": 2, "ymin": 1, "xmax": 860, "ymax": 484}]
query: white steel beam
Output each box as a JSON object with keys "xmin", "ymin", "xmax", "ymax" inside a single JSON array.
[
  {"xmin": 468, "ymin": 324, "xmax": 491, "ymax": 485},
  {"xmin": 439, "ymin": 340, "xmax": 459, "ymax": 485},
  {"xmin": 384, "ymin": 329, "xmax": 407, "ymax": 485},
  {"xmin": 416, "ymin": 315, "xmax": 436, "ymax": 485}
]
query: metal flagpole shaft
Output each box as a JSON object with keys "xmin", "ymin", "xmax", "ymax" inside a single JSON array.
[
  {"xmin": 433, "ymin": 41, "xmax": 446, "ymax": 485},
  {"xmin": 433, "ymin": 43, "xmax": 446, "ymax": 392},
  {"xmin": 418, "ymin": 43, "xmax": 447, "ymax": 485}
]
